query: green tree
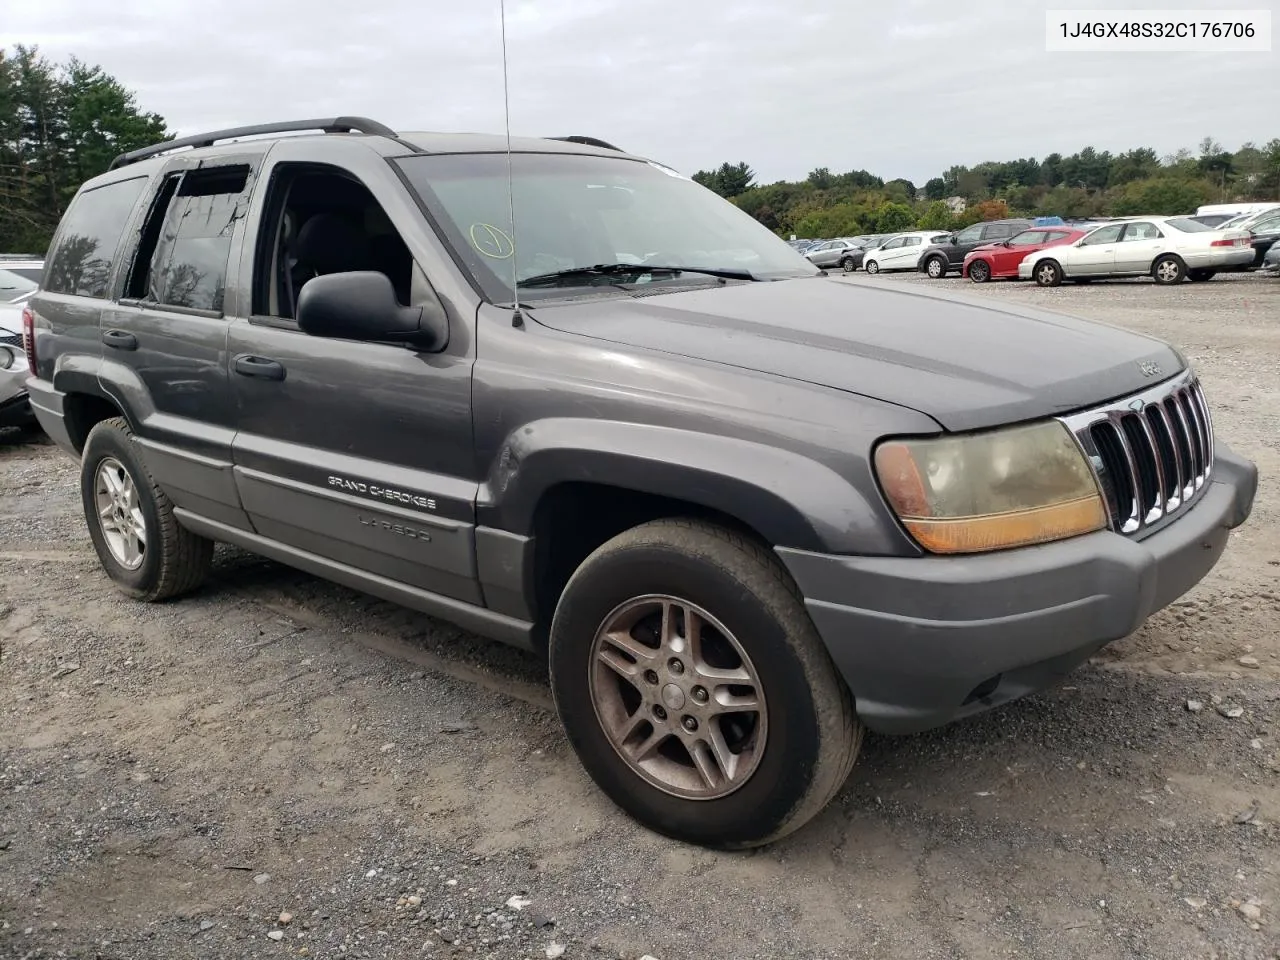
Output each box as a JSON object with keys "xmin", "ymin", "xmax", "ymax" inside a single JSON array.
[
  {"xmin": 807, "ymin": 166, "xmax": 835, "ymax": 190},
  {"xmin": 715, "ymin": 161, "xmax": 755, "ymax": 198},
  {"xmin": 869, "ymin": 201, "xmax": 914, "ymax": 233},
  {"xmin": 916, "ymin": 201, "xmax": 953, "ymax": 230},
  {"xmin": 0, "ymin": 45, "xmax": 170, "ymax": 252},
  {"xmin": 1110, "ymin": 177, "xmax": 1213, "ymax": 216},
  {"xmin": 923, "ymin": 177, "xmax": 945, "ymax": 200}
]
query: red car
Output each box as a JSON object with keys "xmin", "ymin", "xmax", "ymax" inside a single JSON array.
[{"xmin": 962, "ymin": 227, "xmax": 1087, "ymax": 282}]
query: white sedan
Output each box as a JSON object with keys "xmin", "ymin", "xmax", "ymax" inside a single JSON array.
[
  {"xmin": 1018, "ymin": 217, "xmax": 1254, "ymax": 286},
  {"xmin": 862, "ymin": 231, "xmax": 953, "ymax": 274}
]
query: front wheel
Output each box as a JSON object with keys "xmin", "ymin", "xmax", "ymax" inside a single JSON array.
[
  {"xmin": 924, "ymin": 256, "xmax": 947, "ymax": 279},
  {"xmin": 1033, "ymin": 260, "xmax": 1063, "ymax": 287},
  {"xmin": 81, "ymin": 417, "xmax": 213, "ymax": 601},
  {"xmin": 1187, "ymin": 268, "xmax": 1216, "ymax": 282},
  {"xmin": 548, "ymin": 520, "xmax": 861, "ymax": 849},
  {"xmin": 1152, "ymin": 254, "xmax": 1185, "ymax": 285},
  {"xmin": 840, "ymin": 257, "xmax": 857, "ymax": 273},
  {"xmin": 864, "ymin": 259, "xmax": 880, "ymax": 275},
  {"xmin": 968, "ymin": 260, "xmax": 991, "ymax": 283}
]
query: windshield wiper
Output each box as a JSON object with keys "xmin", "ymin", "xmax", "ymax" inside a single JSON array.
[{"xmin": 518, "ymin": 263, "xmax": 757, "ymax": 287}]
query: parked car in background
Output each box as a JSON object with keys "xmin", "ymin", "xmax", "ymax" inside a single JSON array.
[
  {"xmin": 0, "ymin": 259, "xmax": 42, "ymax": 429},
  {"xmin": 1245, "ymin": 212, "xmax": 1280, "ymax": 267},
  {"xmin": 1261, "ymin": 242, "xmax": 1280, "ymax": 275},
  {"xmin": 918, "ymin": 219, "xmax": 1034, "ymax": 278},
  {"xmin": 962, "ymin": 227, "xmax": 1087, "ymax": 282},
  {"xmin": 1019, "ymin": 218, "xmax": 1253, "ymax": 286},
  {"xmin": 803, "ymin": 238, "xmax": 862, "ymax": 270},
  {"xmin": 1196, "ymin": 201, "xmax": 1280, "ymax": 220},
  {"xmin": 863, "ymin": 231, "xmax": 953, "ymax": 274}
]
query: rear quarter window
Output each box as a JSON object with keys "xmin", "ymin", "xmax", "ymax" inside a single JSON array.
[{"xmin": 44, "ymin": 177, "xmax": 150, "ymax": 298}]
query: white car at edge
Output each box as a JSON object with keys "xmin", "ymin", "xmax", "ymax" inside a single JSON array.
[
  {"xmin": 862, "ymin": 231, "xmax": 953, "ymax": 274},
  {"xmin": 1018, "ymin": 216, "xmax": 1254, "ymax": 286}
]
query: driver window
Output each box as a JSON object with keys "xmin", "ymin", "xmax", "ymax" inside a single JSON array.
[
  {"xmin": 252, "ymin": 164, "xmax": 416, "ymax": 321},
  {"xmin": 1008, "ymin": 231, "xmax": 1047, "ymax": 246},
  {"xmin": 1082, "ymin": 224, "xmax": 1124, "ymax": 245},
  {"xmin": 955, "ymin": 225, "xmax": 983, "ymax": 243}
]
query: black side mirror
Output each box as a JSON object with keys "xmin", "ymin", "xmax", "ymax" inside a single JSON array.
[{"xmin": 297, "ymin": 271, "xmax": 448, "ymax": 350}]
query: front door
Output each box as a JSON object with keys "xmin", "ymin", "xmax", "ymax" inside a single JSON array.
[
  {"xmin": 991, "ymin": 230, "xmax": 1047, "ymax": 276},
  {"xmin": 1069, "ymin": 223, "xmax": 1124, "ymax": 276},
  {"xmin": 101, "ymin": 155, "xmax": 259, "ymax": 531},
  {"xmin": 224, "ymin": 144, "xmax": 480, "ymax": 603}
]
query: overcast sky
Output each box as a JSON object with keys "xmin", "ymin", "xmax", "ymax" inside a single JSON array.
[{"xmin": 4, "ymin": 0, "xmax": 1276, "ymax": 185}]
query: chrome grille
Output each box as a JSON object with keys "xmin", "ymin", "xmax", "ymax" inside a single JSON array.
[{"xmin": 1060, "ymin": 370, "xmax": 1214, "ymax": 537}]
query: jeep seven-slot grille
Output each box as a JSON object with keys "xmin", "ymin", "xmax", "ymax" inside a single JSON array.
[{"xmin": 1061, "ymin": 372, "xmax": 1213, "ymax": 537}]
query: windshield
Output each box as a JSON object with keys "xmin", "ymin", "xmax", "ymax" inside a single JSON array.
[
  {"xmin": 1165, "ymin": 217, "xmax": 1214, "ymax": 233},
  {"xmin": 395, "ymin": 152, "xmax": 818, "ymax": 301},
  {"xmin": 0, "ymin": 268, "xmax": 39, "ymax": 303}
]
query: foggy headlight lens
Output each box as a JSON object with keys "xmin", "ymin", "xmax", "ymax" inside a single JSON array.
[{"xmin": 874, "ymin": 421, "xmax": 1106, "ymax": 554}]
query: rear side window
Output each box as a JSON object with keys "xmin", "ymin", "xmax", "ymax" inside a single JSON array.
[
  {"xmin": 44, "ymin": 177, "xmax": 149, "ymax": 298},
  {"xmin": 127, "ymin": 165, "xmax": 252, "ymax": 313}
]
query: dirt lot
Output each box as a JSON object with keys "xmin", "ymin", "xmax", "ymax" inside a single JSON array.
[{"xmin": 2, "ymin": 272, "xmax": 1278, "ymax": 960}]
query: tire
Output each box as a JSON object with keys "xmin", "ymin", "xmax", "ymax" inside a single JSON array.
[
  {"xmin": 924, "ymin": 256, "xmax": 947, "ymax": 279},
  {"xmin": 840, "ymin": 257, "xmax": 857, "ymax": 273},
  {"xmin": 548, "ymin": 519, "xmax": 861, "ymax": 849},
  {"xmin": 80, "ymin": 417, "xmax": 213, "ymax": 601},
  {"xmin": 864, "ymin": 259, "xmax": 880, "ymax": 275},
  {"xmin": 1033, "ymin": 259, "xmax": 1063, "ymax": 287},
  {"xmin": 1152, "ymin": 254, "xmax": 1185, "ymax": 285},
  {"xmin": 1187, "ymin": 268, "xmax": 1216, "ymax": 282},
  {"xmin": 968, "ymin": 259, "xmax": 991, "ymax": 283}
]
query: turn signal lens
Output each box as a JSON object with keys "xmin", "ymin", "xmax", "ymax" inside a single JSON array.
[{"xmin": 874, "ymin": 420, "xmax": 1106, "ymax": 554}]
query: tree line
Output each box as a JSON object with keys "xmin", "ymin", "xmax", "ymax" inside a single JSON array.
[
  {"xmin": 695, "ymin": 138, "xmax": 1280, "ymax": 239},
  {"xmin": 0, "ymin": 45, "xmax": 169, "ymax": 253}
]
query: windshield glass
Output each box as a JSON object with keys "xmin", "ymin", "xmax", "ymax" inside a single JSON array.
[
  {"xmin": 395, "ymin": 152, "xmax": 818, "ymax": 301},
  {"xmin": 0, "ymin": 268, "xmax": 39, "ymax": 303},
  {"xmin": 1165, "ymin": 217, "xmax": 1214, "ymax": 233}
]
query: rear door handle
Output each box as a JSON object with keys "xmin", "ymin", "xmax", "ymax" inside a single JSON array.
[
  {"xmin": 234, "ymin": 354, "xmax": 286, "ymax": 381},
  {"xmin": 102, "ymin": 329, "xmax": 138, "ymax": 351}
]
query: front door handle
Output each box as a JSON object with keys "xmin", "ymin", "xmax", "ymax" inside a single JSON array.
[
  {"xmin": 234, "ymin": 354, "xmax": 286, "ymax": 381},
  {"xmin": 102, "ymin": 329, "xmax": 138, "ymax": 351}
]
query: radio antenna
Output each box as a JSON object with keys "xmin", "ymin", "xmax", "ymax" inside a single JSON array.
[{"xmin": 499, "ymin": 0, "xmax": 523, "ymax": 327}]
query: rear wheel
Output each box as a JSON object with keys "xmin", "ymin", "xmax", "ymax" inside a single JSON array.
[
  {"xmin": 1152, "ymin": 254, "xmax": 1185, "ymax": 285},
  {"xmin": 1033, "ymin": 260, "xmax": 1063, "ymax": 287},
  {"xmin": 967, "ymin": 259, "xmax": 991, "ymax": 283},
  {"xmin": 1187, "ymin": 268, "xmax": 1217, "ymax": 282},
  {"xmin": 924, "ymin": 256, "xmax": 947, "ymax": 279},
  {"xmin": 81, "ymin": 417, "xmax": 213, "ymax": 601},
  {"xmin": 864, "ymin": 259, "xmax": 880, "ymax": 275},
  {"xmin": 549, "ymin": 519, "xmax": 861, "ymax": 849}
]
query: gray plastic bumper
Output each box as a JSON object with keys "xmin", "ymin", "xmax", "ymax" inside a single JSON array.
[{"xmin": 777, "ymin": 444, "xmax": 1258, "ymax": 735}]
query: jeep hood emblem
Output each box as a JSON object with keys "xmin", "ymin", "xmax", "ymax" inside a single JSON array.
[{"xmin": 1139, "ymin": 360, "xmax": 1162, "ymax": 378}]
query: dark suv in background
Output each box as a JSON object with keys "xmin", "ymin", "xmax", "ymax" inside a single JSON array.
[
  {"xmin": 22, "ymin": 117, "xmax": 1257, "ymax": 849},
  {"xmin": 919, "ymin": 218, "xmax": 1034, "ymax": 278}
]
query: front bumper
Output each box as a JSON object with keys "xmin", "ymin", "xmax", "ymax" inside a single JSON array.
[{"xmin": 777, "ymin": 444, "xmax": 1257, "ymax": 735}]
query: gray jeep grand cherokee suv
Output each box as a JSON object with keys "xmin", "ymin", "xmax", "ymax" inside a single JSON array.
[{"xmin": 24, "ymin": 118, "xmax": 1257, "ymax": 848}]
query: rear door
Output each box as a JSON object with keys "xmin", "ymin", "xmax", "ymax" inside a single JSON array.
[
  {"xmin": 102, "ymin": 154, "xmax": 259, "ymax": 531},
  {"xmin": 223, "ymin": 139, "xmax": 480, "ymax": 604},
  {"xmin": 1114, "ymin": 221, "xmax": 1165, "ymax": 273}
]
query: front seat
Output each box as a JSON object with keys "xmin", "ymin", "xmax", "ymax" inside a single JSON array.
[{"xmin": 288, "ymin": 213, "xmax": 374, "ymax": 315}]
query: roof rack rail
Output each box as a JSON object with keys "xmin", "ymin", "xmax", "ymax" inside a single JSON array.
[
  {"xmin": 548, "ymin": 135, "xmax": 624, "ymax": 152},
  {"xmin": 108, "ymin": 116, "xmax": 401, "ymax": 170}
]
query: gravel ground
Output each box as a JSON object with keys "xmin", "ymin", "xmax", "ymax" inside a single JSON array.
[{"xmin": 1, "ymin": 271, "xmax": 1278, "ymax": 960}]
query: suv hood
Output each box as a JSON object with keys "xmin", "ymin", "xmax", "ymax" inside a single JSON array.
[{"xmin": 530, "ymin": 278, "xmax": 1184, "ymax": 432}]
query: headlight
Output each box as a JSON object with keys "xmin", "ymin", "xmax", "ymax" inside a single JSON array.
[{"xmin": 874, "ymin": 420, "xmax": 1106, "ymax": 554}]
